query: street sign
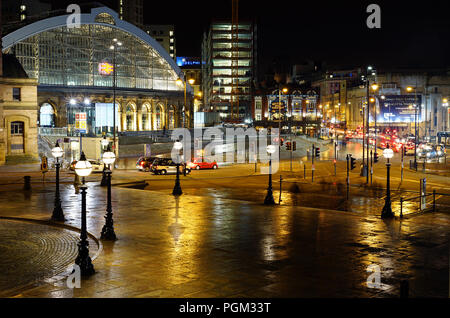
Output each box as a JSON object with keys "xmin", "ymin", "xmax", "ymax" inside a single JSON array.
[{"xmin": 75, "ymin": 113, "xmax": 87, "ymax": 134}]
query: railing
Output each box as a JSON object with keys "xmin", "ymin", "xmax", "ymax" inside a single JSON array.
[
  {"xmin": 399, "ymin": 190, "xmax": 450, "ymax": 217},
  {"xmin": 38, "ymin": 127, "xmax": 68, "ymax": 136}
]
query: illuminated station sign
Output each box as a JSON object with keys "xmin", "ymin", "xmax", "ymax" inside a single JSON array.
[{"xmin": 98, "ymin": 62, "xmax": 114, "ymax": 75}]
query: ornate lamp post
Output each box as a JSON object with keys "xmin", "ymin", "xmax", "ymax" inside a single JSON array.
[
  {"xmin": 100, "ymin": 136, "xmax": 109, "ymax": 187},
  {"xmin": 101, "ymin": 146, "xmax": 117, "ymax": 241},
  {"xmin": 51, "ymin": 141, "xmax": 65, "ymax": 221},
  {"xmin": 172, "ymin": 141, "xmax": 183, "ymax": 196},
  {"xmin": 264, "ymin": 145, "xmax": 276, "ymax": 205},
  {"xmin": 74, "ymin": 152, "xmax": 95, "ymax": 276},
  {"xmin": 381, "ymin": 145, "xmax": 395, "ymax": 219},
  {"xmin": 110, "ymin": 39, "xmax": 122, "ymax": 159}
]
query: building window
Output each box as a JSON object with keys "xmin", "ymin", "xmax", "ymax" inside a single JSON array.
[
  {"xmin": 11, "ymin": 121, "xmax": 24, "ymax": 135},
  {"xmin": 20, "ymin": 5, "xmax": 26, "ymax": 11},
  {"xmin": 20, "ymin": 14, "xmax": 26, "ymax": 21},
  {"xmin": 170, "ymin": 31, "xmax": 174, "ymax": 36},
  {"xmin": 13, "ymin": 87, "xmax": 21, "ymax": 101}
]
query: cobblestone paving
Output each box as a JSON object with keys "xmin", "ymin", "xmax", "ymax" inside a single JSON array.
[
  {"xmin": 0, "ymin": 182, "xmax": 448, "ymax": 298},
  {"xmin": 0, "ymin": 219, "xmax": 93, "ymax": 297}
]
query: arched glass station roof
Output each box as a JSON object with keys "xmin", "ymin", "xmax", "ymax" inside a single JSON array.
[{"xmin": 2, "ymin": 7, "xmax": 190, "ymax": 93}]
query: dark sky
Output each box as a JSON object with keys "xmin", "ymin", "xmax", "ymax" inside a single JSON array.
[{"xmin": 50, "ymin": 0, "xmax": 450, "ymax": 73}]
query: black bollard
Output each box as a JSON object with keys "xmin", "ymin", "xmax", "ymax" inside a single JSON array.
[{"xmin": 23, "ymin": 176, "xmax": 31, "ymax": 191}]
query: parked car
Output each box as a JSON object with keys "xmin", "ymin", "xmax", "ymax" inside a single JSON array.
[
  {"xmin": 136, "ymin": 157, "xmax": 159, "ymax": 172},
  {"xmin": 152, "ymin": 158, "xmax": 191, "ymax": 175},
  {"xmin": 187, "ymin": 158, "xmax": 219, "ymax": 170},
  {"xmin": 70, "ymin": 159, "xmax": 104, "ymax": 173}
]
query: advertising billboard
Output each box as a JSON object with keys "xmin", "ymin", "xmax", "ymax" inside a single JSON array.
[
  {"xmin": 378, "ymin": 95, "xmax": 422, "ymax": 123},
  {"xmin": 75, "ymin": 112, "xmax": 87, "ymax": 133}
]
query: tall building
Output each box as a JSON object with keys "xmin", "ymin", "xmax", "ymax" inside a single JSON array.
[
  {"xmin": 202, "ymin": 20, "xmax": 257, "ymax": 121},
  {"xmin": 117, "ymin": 0, "xmax": 143, "ymax": 28},
  {"xmin": 143, "ymin": 25, "xmax": 176, "ymax": 60},
  {"xmin": 177, "ymin": 57, "xmax": 203, "ymax": 112}
]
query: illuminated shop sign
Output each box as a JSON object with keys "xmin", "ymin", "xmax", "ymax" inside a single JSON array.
[{"xmin": 176, "ymin": 57, "xmax": 201, "ymax": 67}]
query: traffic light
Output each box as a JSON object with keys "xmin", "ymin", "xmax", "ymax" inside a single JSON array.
[
  {"xmin": 350, "ymin": 156, "xmax": 356, "ymax": 170},
  {"xmin": 315, "ymin": 147, "xmax": 320, "ymax": 157},
  {"xmin": 293, "ymin": 141, "xmax": 297, "ymax": 151},
  {"xmin": 374, "ymin": 152, "xmax": 379, "ymax": 163},
  {"xmin": 286, "ymin": 142, "xmax": 291, "ymax": 151}
]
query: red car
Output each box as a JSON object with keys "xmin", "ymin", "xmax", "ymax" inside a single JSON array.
[{"xmin": 187, "ymin": 158, "xmax": 219, "ymax": 170}]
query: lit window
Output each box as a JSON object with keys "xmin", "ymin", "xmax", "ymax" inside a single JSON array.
[
  {"xmin": 170, "ymin": 46, "xmax": 174, "ymax": 50},
  {"xmin": 20, "ymin": 5, "xmax": 26, "ymax": 11},
  {"xmin": 169, "ymin": 31, "xmax": 174, "ymax": 36},
  {"xmin": 170, "ymin": 38, "xmax": 174, "ymax": 43},
  {"xmin": 20, "ymin": 14, "xmax": 26, "ymax": 21}
]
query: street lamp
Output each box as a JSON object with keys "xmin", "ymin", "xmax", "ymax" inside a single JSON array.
[
  {"xmin": 110, "ymin": 39, "xmax": 122, "ymax": 159},
  {"xmin": 100, "ymin": 136, "xmax": 109, "ymax": 187},
  {"xmin": 172, "ymin": 141, "xmax": 183, "ymax": 196},
  {"xmin": 74, "ymin": 152, "xmax": 95, "ymax": 276},
  {"xmin": 264, "ymin": 145, "xmax": 276, "ymax": 205},
  {"xmin": 407, "ymin": 86, "xmax": 418, "ymax": 170},
  {"xmin": 381, "ymin": 145, "xmax": 395, "ymax": 219},
  {"xmin": 277, "ymin": 87, "xmax": 288, "ymax": 151},
  {"xmin": 101, "ymin": 145, "xmax": 117, "ymax": 241},
  {"xmin": 51, "ymin": 141, "xmax": 64, "ymax": 221},
  {"xmin": 177, "ymin": 77, "xmax": 195, "ymax": 128}
]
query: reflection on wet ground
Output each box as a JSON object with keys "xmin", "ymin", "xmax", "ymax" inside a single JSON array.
[{"xmin": 0, "ymin": 182, "xmax": 448, "ymax": 298}]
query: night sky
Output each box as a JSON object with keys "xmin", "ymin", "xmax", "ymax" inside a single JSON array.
[{"xmin": 49, "ymin": 0, "xmax": 450, "ymax": 74}]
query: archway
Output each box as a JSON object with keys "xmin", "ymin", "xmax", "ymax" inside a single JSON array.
[
  {"xmin": 126, "ymin": 104, "xmax": 136, "ymax": 131},
  {"xmin": 142, "ymin": 104, "xmax": 152, "ymax": 130},
  {"xmin": 168, "ymin": 105, "xmax": 175, "ymax": 129},
  {"xmin": 39, "ymin": 103, "xmax": 55, "ymax": 127},
  {"xmin": 155, "ymin": 105, "xmax": 163, "ymax": 130}
]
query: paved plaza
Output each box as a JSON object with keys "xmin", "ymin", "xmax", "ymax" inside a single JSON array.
[{"xmin": 0, "ymin": 174, "xmax": 448, "ymax": 298}]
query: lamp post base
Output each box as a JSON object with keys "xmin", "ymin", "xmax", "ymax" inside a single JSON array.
[
  {"xmin": 381, "ymin": 200, "xmax": 394, "ymax": 219},
  {"xmin": 101, "ymin": 216, "xmax": 117, "ymax": 241},
  {"xmin": 264, "ymin": 189, "xmax": 275, "ymax": 205},
  {"xmin": 75, "ymin": 241, "xmax": 95, "ymax": 276},
  {"xmin": 172, "ymin": 184, "xmax": 183, "ymax": 196},
  {"xmin": 172, "ymin": 164, "xmax": 183, "ymax": 196},
  {"xmin": 51, "ymin": 202, "xmax": 65, "ymax": 222}
]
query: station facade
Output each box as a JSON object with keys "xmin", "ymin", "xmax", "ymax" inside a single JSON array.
[{"xmin": 2, "ymin": 7, "xmax": 194, "ymax": 139}]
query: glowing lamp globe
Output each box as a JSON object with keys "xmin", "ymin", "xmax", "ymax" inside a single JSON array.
[
  {"xmin": 75, "ymin": 152, "xmax": 92, "ymax": 177},
  {"xmin": 383, "ymin": 148, "xmax": 394, "ymax": 159},
  {"xmin": 174, "ymin": 141, "xmax": 183, "ymax": 150},
  {"xmin": 102, "ymin": 151, "xmax": 116, "ymax": 165},
  {"xmin": 266, "ymin": 145, "xmax": 276, "ymax": 154},
  {"xmin": 101, "ymin": 137, "xmax": 109, "ymax": 147},
  {"xmin": 51, "ymin": 142, "xmax": 64, "ymax": 158}
]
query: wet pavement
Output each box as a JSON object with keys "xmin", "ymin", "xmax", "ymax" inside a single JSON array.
[
  {"xmin": 0, "ymin": 180, "xmax": 448, "ymax": 298},
  {"xmin": 0, "ymin": 219, "xmax": 98, "ymax": 297}
]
